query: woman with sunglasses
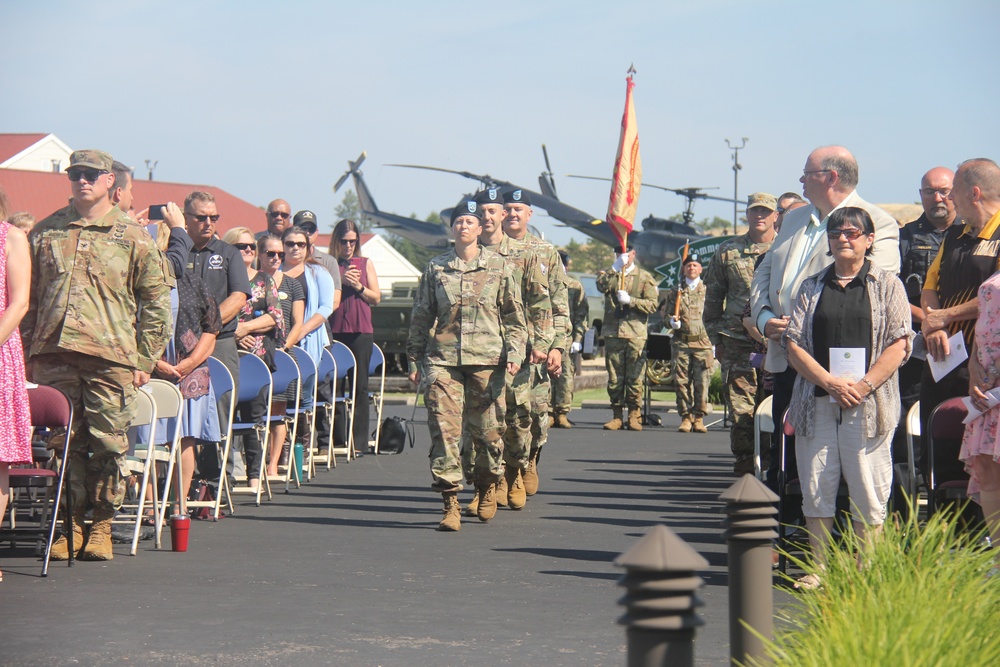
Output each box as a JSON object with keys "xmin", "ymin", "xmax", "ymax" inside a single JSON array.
[
  {"xmin": 281, "ymin": 227, "xmax": 336, "ymax": 365},
  {"xmin": 329, "ymin": 219, "xmax": 380, "ymax": 457},
  {"xmin": 222, "ymin": 227, "xmax": 284, "ymax": 491},
  {"xmin": 783, "ymin": 207, "xmax": 911, "ymax": 587},
  {"xmin": 407, "ymin": 200, "xmax": 526, "ymax": 531},
  {"xmin": 258, "ymin": 233, "xmax": 304, "ymax": 478}
]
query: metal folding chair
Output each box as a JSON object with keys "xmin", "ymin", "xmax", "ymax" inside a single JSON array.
[
  {"xmin": 290, "ymin": 347, "xmax": 321, "ymax": 476},
  {"xmin": 229, "ymin": 353, "xmax": 274, "ymax": 506},
  {"xmin": 120, "ymin": 389, "xmax": 158, "ymax": 556},
  {"xmin": 270, "ymin": 349, "xmax": 300, "ymax": 491},
  {"xmin": 139, "ymin": 380, "xmax": 185, "ymax": 549},
  {"xmin": 188, "ymin": 357, "xmax": 235, "ymax": 521},
  {"xmin": 2, "ymin": 384, "xmax": 74, "ymax": 576},
  {"xmin": 753, "ymin": 395, "xmax": 774, "ymax": 481},
  {"xmin": 328, "ymin": 341, "xmax": 358, "ymax": 462},
  {"xmin": 369, "ymin": 342, "xmax": 386, "ymax": 454}
]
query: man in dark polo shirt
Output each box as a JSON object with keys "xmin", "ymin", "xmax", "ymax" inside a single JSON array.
[{"xmin": 920, "ymin": 159, "xmax": 1000, "ymax": 482}]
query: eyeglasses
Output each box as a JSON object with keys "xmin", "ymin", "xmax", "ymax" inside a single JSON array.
[
  {"xmin": 920, "ymin": 187, "xmax": 952, "ymax": 198},
  {"xmin": 339, "ymin": 238, "xmax": 358, "ymax": 245},
  {"xmin": 827, "ymin": 228, "xmax": 866, "ymax": 241},
  {"xmin": 186, "ymin": 213, "xmax": 221, "ymax": 223},
  {"xmin": 67, "ymin": 168, "xmax": 108, "ymax": 182},
  {"xmin": 284, "ymin": 240, "xmax": 308, "ymax": 249},
  {"xmin": 265, "ymin": 250, "xmax": 285, "ymax": 260},
  {"xmin": 234, "ymin": 243, "xmax": 255, "ymax": 252},
  {"xmin": 268, "ymin": 211, "xmax": 290, "ymax": 219},
  {"xmin": 802, "ymin": 169, "xmax": 832, "ymax": 177},
  {"xmin": 777, "ymin": 207, "xmax": 786, "ymax": 215}
]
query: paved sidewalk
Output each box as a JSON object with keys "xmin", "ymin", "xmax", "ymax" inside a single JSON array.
[{"xmin": 0, "ymin": 406, "xmax": 788, "ymax": 666}]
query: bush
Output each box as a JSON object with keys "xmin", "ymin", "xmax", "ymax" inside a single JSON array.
[
  {"xmin": 708, "ymin": 367, "xmax": 723, "ymax": 405},
  {"xmin": 754, "ymin": 505, "xmax": 1000, "ymax": 667}
]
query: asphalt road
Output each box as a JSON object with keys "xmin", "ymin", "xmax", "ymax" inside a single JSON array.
[{"xmin": 0, "ymin": 405, "xmax": 790, "ymax": 666}]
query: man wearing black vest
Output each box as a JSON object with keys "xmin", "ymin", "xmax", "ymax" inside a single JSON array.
[{"xmin": 919, "ymin": 159, "xmax": 1000, "ymax": 483}]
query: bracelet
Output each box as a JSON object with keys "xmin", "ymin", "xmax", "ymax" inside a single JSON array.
[{"xmin": 861, "ymin": 377, "xmax": 876, "ymax": 394}]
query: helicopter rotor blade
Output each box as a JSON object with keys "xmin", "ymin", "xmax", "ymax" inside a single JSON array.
[{"xmin": 386, "ymin": 163, "xmax": 500, "ymax": 188}]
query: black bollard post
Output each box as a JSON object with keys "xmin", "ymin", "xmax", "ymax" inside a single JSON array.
[
  {"xmin": 720, "ymin": 473, "xmax": 780, "ymax": 666},
  {"xmin": 614, "ymin": 524, "xmax": 708, "ymax": 667}
]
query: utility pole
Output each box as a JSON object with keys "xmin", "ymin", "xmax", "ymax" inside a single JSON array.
[
  {"xmin": 725, "ymin": 138, "xmax": 748, "ymax": 235},
  {"xmin": 145, "ymin": 159, "xmax": 158, "ymax": 181}
]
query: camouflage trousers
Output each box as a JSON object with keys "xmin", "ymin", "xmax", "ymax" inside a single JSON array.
[
  {"xmin": 673, "ymin": 344, "xmax": 712, "ymax": 418},
  {"xmin": 605, "ymin": 336, "xmax": 646, "ymax": 408},
  {"xmin": 425, "ymin": 364, "xmax": 506, "ymax": 493},
  {"xmin": 529, "ymin": 363, "xmax": 551, "ymax": 459},
  {"xmin": 550, "ymin": 351, "xmax": 576, "ymax": 416},
  {"xmin": 32, "ymin": 352, "xmax": 137, "ymax": 512},
  {"xmin": 719, "ymin": 339, "xmax": 763, "ymax": 474}
]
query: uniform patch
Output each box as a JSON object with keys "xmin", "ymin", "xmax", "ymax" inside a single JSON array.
[{"xmin": 208, "ymin": 254, "xmax": 224, "ymax": 269}]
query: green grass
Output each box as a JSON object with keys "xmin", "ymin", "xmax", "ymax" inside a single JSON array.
[{"xmin": 752, "ymin": 504, "xmax": 1000, "ymax": 667}]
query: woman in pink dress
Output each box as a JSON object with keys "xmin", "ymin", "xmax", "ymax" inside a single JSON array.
[
  {"xmin": 962, "ymin": 270, "xmax": 1000, "ymax": 552},
  {"xmin": 0, "ymin": 186, "xmax": 33, "ymax": 583}
]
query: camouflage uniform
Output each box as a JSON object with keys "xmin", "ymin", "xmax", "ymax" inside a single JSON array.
[
  {"xmin": 518, "ymin": 233, "xmax": 569, "ymax": 461},
  {"xmin": 551, "ymin": 274, "xmax": 588, "ymax": 416},
  {"xmin": 704, "ymin": 234, "xmax": 772, "ymax": 474},
  {"xmin": 23, "ymin": 204, "xmax": 173, "ymax": 513},
  {"xmin": 596, "ymin": 266, "xmax": 659, "ymax": 412},
  {"xmin": 664, "ymin": 280, "xmax": 713, "ymax": 420},
  {"xmin": 407, "ymin": 247, "xmax": 526, "ymax": 492},
  {"xmin": 461, "ymin": 235, "xmax": 551, "ymax": 481}
]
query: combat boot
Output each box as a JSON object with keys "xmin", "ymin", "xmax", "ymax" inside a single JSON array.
[
  {"xmin": 603, "ymin": 407, "xmax": 624, "ymax": 431},
  {"xmin": 437, "ymin": 492, "xmax": 461, "ymax": 532},
  {"xmin": 523, "ymin": 457, "xmax": 539, "ymax": 496},
  {"xmin": 553, "ymin": 413, "xmax": 572, "ymax": 429},
  {"xmin": 627, "ymin": 408, "xmax": 643, "ymax": 432},
  {"xmin": 496, "ymin": 473, "xmax": 508, "ymax": 507},
  {"xmin": 692, "ymin": 416, "xmax": 708, "ymax": 433},
  {"xmin": 505, "ymin": 466, "xmax": 526, "ymax": 510},
  {"xmin": 678, "ymin": 415, "xmax": 693, "ymax": 433},
  {"xmin": 477, "ymin": 484, "xmax": 497, "ymax": 522},
  {"xmin": 463, "ymin": 491, "xmax": 480, "ymax": 517},
  {"xmin": 80, "ymin": 507, "xmax": 116, "ymax": 561},
  {"xmin": 49, "ymin": 510, "xmax": 87, "ymax": 561},
  {"xmin": 548, "ymin": 415, "xmax": 556, "ymax": 429}
]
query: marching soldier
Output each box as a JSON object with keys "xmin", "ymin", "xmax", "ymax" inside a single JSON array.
[
  {"xmin": 704, "ymin": 192, "xmax": 778, "ymax": 473},
  {"xmin": 596, "ymin": 243, "xmax": 658, "ymax": 431},
  {"xmin": 550, "ymin": 250, "xmax": 588, "ymax": 428},
  {"xmin": 665, "ymin": 253, "xmax": 713, "ymax": 433},
  {"xmin": 407, "ymin": 199, "xmax": 526, "ymax": 531}
]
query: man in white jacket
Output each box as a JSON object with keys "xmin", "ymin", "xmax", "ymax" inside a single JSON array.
[{"xmin": 750, "ymin": 145, "xmax": 900, "ymax": 488}]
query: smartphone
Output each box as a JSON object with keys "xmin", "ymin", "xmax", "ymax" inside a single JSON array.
[
  {"xmin": 349, "ymin": 258, "xmax": 363, "ymax": 270},
  {"xmin": 148, "ymin": 204, "xmax": 166, "ymax": 220}
]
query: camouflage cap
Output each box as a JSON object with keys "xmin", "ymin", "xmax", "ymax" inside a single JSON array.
[
  {"xmin": 501, "ymin": 188, "xmax": 532, "ymax": 206},
  {"xmin": 473, "ymin": 187, "xmax": 505, "ymax": 207},
  {"xmin": 67, "ymin": 149, "xmax": 113, "ymax": 172},
  {"xmin": 746, "ymin": 192, "xmax": 777, "ymax": 211},
  {"xmin": 452, "ymin": 198, "xmax": 483, "ymax": 221}
]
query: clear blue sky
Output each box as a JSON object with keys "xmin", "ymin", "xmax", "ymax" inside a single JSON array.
[{"xmin": 3, "ymin": 0, "xmax": 998, "ymax": 245}]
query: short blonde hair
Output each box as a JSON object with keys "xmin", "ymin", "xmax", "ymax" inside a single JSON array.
[{"xmin": 222, "ymin": 227, "xmax": 254, "ymax": 245}]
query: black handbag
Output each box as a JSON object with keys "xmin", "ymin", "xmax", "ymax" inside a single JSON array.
[{"xmin": 376, "ymin": 416, "xmax": 414, "ymax": 455}]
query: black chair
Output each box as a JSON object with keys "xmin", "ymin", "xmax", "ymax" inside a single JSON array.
[
  {"xmin": 925, "ymin": 397, "xmax": 971, "ymax": 519},
  {"xmin": 2, "ymin": 384, "xmax": 74, "ymax": 576}
]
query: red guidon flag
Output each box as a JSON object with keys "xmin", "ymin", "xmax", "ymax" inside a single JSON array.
[{"xmin": 606, "ymin": 69, "xmax": 642, "ymax": 252}]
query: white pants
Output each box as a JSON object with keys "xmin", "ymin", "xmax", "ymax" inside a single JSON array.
[{"xmin": 795, "ymin": 398, "xmax": 893, "ymax": 525}]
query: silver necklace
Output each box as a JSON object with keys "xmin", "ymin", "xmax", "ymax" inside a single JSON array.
[{"xmin": 835, "ymin": 272, "xmax": 858, "ymax": 281}]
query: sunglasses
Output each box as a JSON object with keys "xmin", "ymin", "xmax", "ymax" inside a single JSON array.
[
  {"xmin": 827, "ymin": 228, "xmax": 865, "ymax": 241},
  {"xmin": 339, "ymin": 238, "xmax": 358, "ymax": 245},
  {"xmin": 284, "ymin": 240, "xmax": 308, "ymax": 249},
  {"xmin": 67, "ymin": 168, "xmax": 108, "ymax": 182},
  {"xmin": 234, "ymin": 243, "xmax": 255, "ymax": 252},
  {"xmin": 268, "ymin": 211, "xmax": 290, "ymax": 219},
  {"xmin": 265, "ymin": 250, "xmax": 285, "ymax": 260},
  {"xmin": 186, "ymin": 213, "xmax": 221, "ymax": 223}
]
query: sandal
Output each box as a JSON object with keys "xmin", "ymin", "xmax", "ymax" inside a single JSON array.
[{"xmin": 794, "ymin": 573, "xmax": 822, "ymax": 590}]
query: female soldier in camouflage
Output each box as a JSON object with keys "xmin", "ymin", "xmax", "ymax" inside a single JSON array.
[{"xmin": 407, "ymin": 200, "xmax": 526, "ymax": 531}]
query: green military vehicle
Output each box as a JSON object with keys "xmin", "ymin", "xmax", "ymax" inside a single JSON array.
[{"xmin": 371, "ymin": 281, "xmax": 420, "ymax": 374}]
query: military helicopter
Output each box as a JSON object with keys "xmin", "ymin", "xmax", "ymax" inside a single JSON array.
[
  {"xmin": 386, "ymin": 147, "xmax": 738, "ymax": 270},
  {"xmin": 333, "ymin": 151, "xmax": 452, "ymax": 249}
]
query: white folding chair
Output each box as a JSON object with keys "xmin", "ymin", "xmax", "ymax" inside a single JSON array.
[
  {"xmin": 753, "ymin": 395, "xmax": 774, "ymax": 480},
  {"xmin": 138, "ymin": 380, "xmax": 185, "ymax": 550},
  {"xmin": 904, "ymin": 400, "xmax": 921, "ymax": 504},
  {"xmin": 120, "ymin": 389, "xmax": 157, "ymax": 556},
  {"xmin": 368, "ymin": 342, "xmax": 386, "ymax": 454}
]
